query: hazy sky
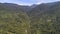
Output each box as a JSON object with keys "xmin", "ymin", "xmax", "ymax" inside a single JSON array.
[{"xmin": 0, "ymin": 0, "xmax": 60, "ymax": 5}]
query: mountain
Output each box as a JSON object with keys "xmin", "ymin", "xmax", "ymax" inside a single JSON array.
[
  {"xmin": 0, "ymin": 3, "xmax": 33, "ymax": 12},
  {"xmin": 0, "ymin": 3, "xmax": 31, "ymax": 34},
  {"xmin": 29, "ymin": 1, "xmax": 60, "ymax": 34},
  {"xmin": 0, "ymin": 1, "xmax": 60, "ymax": 34}
]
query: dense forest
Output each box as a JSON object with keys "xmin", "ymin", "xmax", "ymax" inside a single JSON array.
[{"xmin": 0, "ymin": 1, "xmax": 60, "ymax": 34}]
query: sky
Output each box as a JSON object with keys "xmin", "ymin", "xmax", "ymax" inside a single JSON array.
[{"xmin": 0, "ymin": 0, "xmax": 60, "ymax": 6}]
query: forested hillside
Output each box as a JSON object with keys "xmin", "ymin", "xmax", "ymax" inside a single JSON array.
[
  {"xmin": 0, "ymin": 3, "xmax": 30, "ymax": 34},
  {"xmin": 29, "ymin": 1, "xmax": 60, "ymax": 34},
  {"xmin": 0, "ymin": 1, "xmax": 60, "ymax": 34}
]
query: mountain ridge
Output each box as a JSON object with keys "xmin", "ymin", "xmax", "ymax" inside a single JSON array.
[{"xmin": 0, "ymin": 1, "xmax": 60, "ymax": 34}]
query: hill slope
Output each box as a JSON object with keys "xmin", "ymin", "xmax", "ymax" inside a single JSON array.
[
  {"xmin": 0, "ymin": 1, "xmax": 60, "ymax": 34},
  {"xmin": 29, "ymin": 1, "xmax": 60, "ymax": 34},
  {"xmin": 0, "ymin": 3, "xmax": 30, "ymax": 34}
]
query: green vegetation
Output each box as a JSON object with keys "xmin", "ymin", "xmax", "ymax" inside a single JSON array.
[
  {"xmin": 0, "ymin": 1, "xmax": 60, "ymax": 34},
  {"xmin": 0, "ymin": 10, "xmax": 30, "ymax": 34},
  {"xmin": 29, "ymin": 2, "xmax": 60, "ymax": 34}
]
